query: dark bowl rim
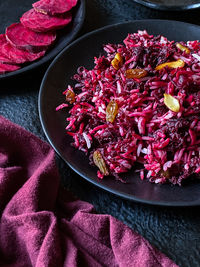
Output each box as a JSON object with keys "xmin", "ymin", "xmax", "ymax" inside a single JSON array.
[
  {"xmin": 39, "ymin": 19, "xmax": 200, "ymax": 207},
  {"xmin": 133, "ymin": 0, "xmax": 200, "ymax": 11}
]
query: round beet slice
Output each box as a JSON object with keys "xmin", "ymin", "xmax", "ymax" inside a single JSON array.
[
  {"xmin": 0, "ymin": 51, "xmax": 12, "ymax": 65},
  {"xmin": 33, "ymin": 0, "xmax": 78, "ymax": 15},
  {"xmin": 6, "ymin": 23, "xmax": 56, "ymax": 53},
  {"xmin": 0, "ymin": 62, "xmax": 20, "ymax": 74},
  {"xmin": 20, "ymin": 9, "xmax": 72, "ymax": 33},
  {"xmin": 0, "ymin": 34, "xmax": 46, "ymax": 64}
]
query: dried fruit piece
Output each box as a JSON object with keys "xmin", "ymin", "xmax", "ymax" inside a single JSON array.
[
  {"xmin": 111, "ymin": 52, "xmax": 123, "ymax": 70},
  {"xmin": 176, "ymin": 43, "xmax": 190, "ymax": 54},
  {"xmin": 160, "ymin": 169, "xmax": 170, "ymax": 178},
  {"xmin": 164, "ymin": 93, "xmax": 180, "ymax": 112},
  {"xmin": 65, "ymin": 88, "xmax": 75, "ymax": 104},
  {"xmin": 155, "ymin": 59, "xmax": 185, "ymax": 70},
  {"xmin": 115, "ymin": 52, "xmax": 123, "ymax": 63},
  {"xmin": 20, "ymin": 9, "xmax": 72, "ymax": 33},
  {"xmin": 106, "ymin": 100, "xmax": 118, "ymax": 123},
  {"xmin": 126, "ymin": 68, "xmax": 147, "ymax": 79},
  {"xmin": 93, "ymin": 150, "xmax": 109, "ymax": 176},
  {"xmin": 111, "ymin": 58, "xmax": 120, "ymax": 70}
]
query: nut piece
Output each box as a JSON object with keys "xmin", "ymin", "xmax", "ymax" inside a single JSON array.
[
  {"xmin": 111, "ymin": 52, "xmax": 123, "ymax": 70},
  {"xmin": 164, "ymin": 93, "xmax": 180, "ymax": 113},
  {"xmin": 176, "ymin": 43, "xmax": 190, "ymax": 54},
  {"xmin": 106, "ymin": 99, "xmax": 118, "ymax": 123},
  {"xmin": 126, "ymin": 68, "xmax": 147, "ymax": 79},
  {"xmin": 155, "ymin": 59, "xmax": 185, "ymax": 71},
  {"xmin": 93, "ymin": 150, "xmax": 109, "ymax": 176}
]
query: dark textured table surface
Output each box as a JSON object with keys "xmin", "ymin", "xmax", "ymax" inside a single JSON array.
[{"xmin": 1, "ymin": 1, "xmax": 200, "ymax": 266}]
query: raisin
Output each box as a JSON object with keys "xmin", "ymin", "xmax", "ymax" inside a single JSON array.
[
  {"xmin": 126, "ymin": 68, "xmax": 147, "ymax": 79},
  {"xmin": 111, "ymin": 53, "xmax": 123, "ymax": 70},
  {"xmin": 156, "ymin": 59, "xmax": 185, "ymax": 70},
  {"xmin": 106, "ymin": 100, "xmax": 118, "ymax": 123},
  {"xmin": 93, "ymin": 150, "xmax": 109, "ymax": 175},
  {"xmin": 65, "ymin": 89, "xmax": 75, "ymax": 104},
  {"xmin": 176, "ymin": 43, "xmax": 190, "ymax": 54}
]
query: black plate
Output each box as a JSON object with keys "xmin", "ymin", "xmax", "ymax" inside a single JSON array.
[
  {"xmin": 39, "ymin": 20, "xmax": 200, "ymax": 206},
  {"xmin": 133, "ymin": 0, "xmax": 200, "ymax": 10},
  {"xmin": 0, "ymin": 0, "xmax": 85, "ymax": 80}
]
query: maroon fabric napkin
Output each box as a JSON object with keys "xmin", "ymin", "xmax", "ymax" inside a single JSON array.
[{"xmin": 0, "ymin": 116, "xmax": 178, "ymax": 267}]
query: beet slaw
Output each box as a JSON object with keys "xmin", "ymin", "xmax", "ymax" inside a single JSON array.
[{"xmin": 57, "ymin": 30, "xmax": 200, "ymax": 185}]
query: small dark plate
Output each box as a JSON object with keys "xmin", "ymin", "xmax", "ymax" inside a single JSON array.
[
  {"xmin": 133, "ymin": 0, "xmax": 200, "ymax": 11},
  {"xmin": 0, "ymin": 0, "xmax": 85, "ymax": 80},
  {"xmin": 39, "ymin": 20, "xmax": 200, "ymax": 206}
]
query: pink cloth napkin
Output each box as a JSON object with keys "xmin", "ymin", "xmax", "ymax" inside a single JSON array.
[{"xmin": 0, "ymin": 116, "xmax": 178, "ymax": 267}]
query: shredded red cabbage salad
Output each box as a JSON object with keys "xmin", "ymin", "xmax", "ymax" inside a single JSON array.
[{"xmin": 57, "ymin": 30, "xmax": 200, "ymax": 185}]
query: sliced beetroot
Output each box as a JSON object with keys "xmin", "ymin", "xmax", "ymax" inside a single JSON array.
[
  {"xmin": 0, "ymin": 62, "xmax": 20, "ymax": 74},
  {"xmin": 0, "ymin": 34, "xmax": 46, "ymax": 64},
  {"xmin": 33, "ymin": 0, "xmax": 78, "ymax": 15},
  {"xmin": 6, "ymin": 23, "xmax": 56, "ymax": 53},
  {"xmin": 20, "ymin": 8, "xmax": 72, "ymax": 33},
  {"xmin": 0, "ymin": 51, "xmax": 12, "ymax": 65}
]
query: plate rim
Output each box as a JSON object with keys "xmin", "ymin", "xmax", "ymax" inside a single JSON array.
[
  {"xmin": 0, "ymin": 0, "xmax": 85, "ymax": 80},
  {"xmin": 39, "ymin": 19, "xmax": 200, "ymax": 207},
  {"xmin": 133, "ymin": 0, "xmax": 200, "ymax": 11}
]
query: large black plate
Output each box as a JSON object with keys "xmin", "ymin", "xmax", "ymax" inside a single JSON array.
[
  {"xmin": 0, "ymin": 0, "xmax": 85, "ymax": 80},
  {"xmin": 39, "ymin": 20, "xmax": 200, "ymax": 206},
  {"xmin": 133, "ymin": 0, "xmax": 200, "ymax": 10}
]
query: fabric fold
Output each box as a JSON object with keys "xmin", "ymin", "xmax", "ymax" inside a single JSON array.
[{"xmin": 0, "ymin": 116, "xmax": 178, "ymax": 267}]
